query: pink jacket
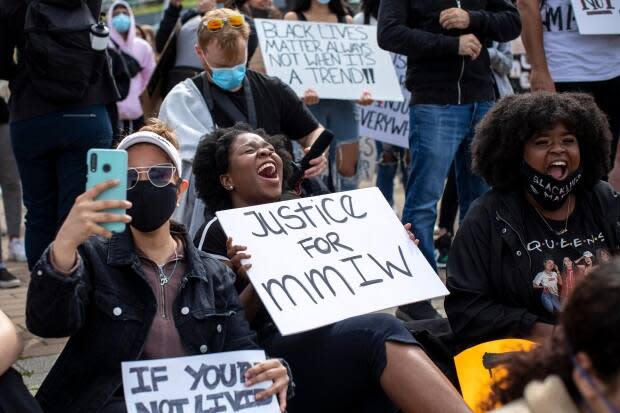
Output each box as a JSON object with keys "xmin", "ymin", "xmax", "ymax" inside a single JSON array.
[{"xmin": 107, "ymin": 0, "xmax": 156, "ymax": 121}]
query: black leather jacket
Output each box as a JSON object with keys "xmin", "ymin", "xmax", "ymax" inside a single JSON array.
[
  {"xmin": 26, "ymin": 224, "xmax": 258, "ymax": 413},
  {"xmin": 445, "ymin": 182, "xmax": 620, "ymax": 351}
]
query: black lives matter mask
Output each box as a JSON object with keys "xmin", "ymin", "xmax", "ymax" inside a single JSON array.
[
  {"xmin": 521, "ymin": 161, "xmax": 583, "ymax": 211},
  {"xmin": 127, "ymin": 181, "xmax": 178, "ymax": 233}
]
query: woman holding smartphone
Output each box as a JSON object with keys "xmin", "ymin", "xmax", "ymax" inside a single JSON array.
[{"xmin": 25, "ymin": 119, "xmax": 291, "ymax": 413}]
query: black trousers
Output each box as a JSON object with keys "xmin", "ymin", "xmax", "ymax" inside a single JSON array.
[
  {"xmin": 556, "ymin": 75, "xmax": 620, "ymax": 167},
  {"xmin": 0, "ymin": 368, "xmax": 42, "ymax": 413}
]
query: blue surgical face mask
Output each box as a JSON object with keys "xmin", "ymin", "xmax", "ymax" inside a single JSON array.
[
  {"xmin": 112, "ymin": 13, "xmax": 131, "ymax": 34},
  {"xmin": 204, "ymin": 57, "xmax": 247, "ymax": 91},
  {"xmin": 317, "ymin": 0, "xmax": 331, "ymax": 4}
]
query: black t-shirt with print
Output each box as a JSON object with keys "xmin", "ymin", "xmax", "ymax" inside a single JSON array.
[
  {"xmin": 194, "ymin": 70, "xmax": 319, "ymax": 141},
  {"xmin": 523, "ymin": 198, "xmax": 610, "ymax": 319}
]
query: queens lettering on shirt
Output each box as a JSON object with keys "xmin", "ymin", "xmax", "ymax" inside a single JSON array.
[{"xmin": 527, "ymin": 232, "xmax": 605, "ymax": 252}]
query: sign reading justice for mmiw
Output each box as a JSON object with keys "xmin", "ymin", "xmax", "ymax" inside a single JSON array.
[
  {"xmin": 254, "ymin": 19, "xmax": 404, "ymax": 101},
  {"xmin": 217, "ymin": 188, "xmax": 448, "ymax": 336}
]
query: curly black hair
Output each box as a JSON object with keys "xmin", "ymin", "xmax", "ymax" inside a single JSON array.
[
  {"xmin": 481, "ymin": 259, "xmax": 620, "ymax": 410},
  {"xmin": 472, "ymin": 92, "xmax": 611, "ymax": 191},
  {"xmin": 193, "ymin": 123, "xmax": 293, "ymax": 214}
]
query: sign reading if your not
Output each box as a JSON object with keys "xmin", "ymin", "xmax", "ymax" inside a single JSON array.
[{"xmin": 254, "ymin": 19, "xmax": 403, "ymax": 101}]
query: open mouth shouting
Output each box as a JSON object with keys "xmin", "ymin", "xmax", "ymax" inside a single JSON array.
[
  {"xmin": 546, "ymin": 160, "xmax": 569, "ymax": 180},
  {"xmin": 257, "ymin": 161, "xmax": 280, "ymax": 183}
]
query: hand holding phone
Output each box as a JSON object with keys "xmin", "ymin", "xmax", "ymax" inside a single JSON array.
[
  {"xmin": 86, "ymin": 149, "xmax": 129, "ymax": 233},
  {"xmin": 52, "ymin": 180, "xmax": 132, "ymax": 272}
]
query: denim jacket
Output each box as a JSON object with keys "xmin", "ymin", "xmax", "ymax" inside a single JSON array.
[{"xmin": 26, "ymin": 223, "xmax": 259, "ymax": 413}]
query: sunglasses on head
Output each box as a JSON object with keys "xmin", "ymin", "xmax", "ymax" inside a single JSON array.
[
  {"xmin": 203, "ymin": 14, "xmax": 245, "ymax": 32},
  {"xmin": 127, "ymin": 164, "xmax": 176, "ymax": 190}
]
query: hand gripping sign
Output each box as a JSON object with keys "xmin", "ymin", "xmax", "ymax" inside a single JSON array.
[
  {"xmin": 217, "ymin": 187, "xmax": 448, "ymax": 336},
  {"xmin": 254, "ymin": 19, "xmax": 404, "ymax": 102}
]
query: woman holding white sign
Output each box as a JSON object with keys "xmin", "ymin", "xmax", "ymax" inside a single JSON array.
[
  {"xmin": 284, "ymin": 0, "xmax": 374, "ymax": 193},
  {"xmin": 192, "ymin": 123, "xmax": 471, "ymax": 413},
  {"xmin": 25, "ymin": 120, "xmax": 292, "ymax": 413}
]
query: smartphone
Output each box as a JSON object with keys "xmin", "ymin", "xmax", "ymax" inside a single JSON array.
[{"xmin": 86, "ymin": 149, "xmax": 128, "ymax": 233}]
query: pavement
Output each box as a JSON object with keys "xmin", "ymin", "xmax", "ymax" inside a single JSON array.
[{"xmin": 0, "ymin": 176, "xmax": 446, "ymax": 393}]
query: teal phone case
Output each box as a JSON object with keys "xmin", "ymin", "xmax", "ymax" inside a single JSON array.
[{"xmin": 86, "ymin": 149, "xmax": 128, "ymax": 233}]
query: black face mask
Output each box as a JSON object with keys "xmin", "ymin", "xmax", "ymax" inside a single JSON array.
[
  {"xmin": 127, "ymin": 181, "xmax": 178, "ymax": 233},
  {"xmin": 521, "ymin": 161, "xmax": 583, "ymax": 211}
]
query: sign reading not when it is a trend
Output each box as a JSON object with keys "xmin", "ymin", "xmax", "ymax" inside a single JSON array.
[
  {"xmin": 254, "ymin": 19, "xmax": 403, "ymax": 102},
  {"xmin": 217, "ymin": 187, "xmax": 448, "ymax": 336}
]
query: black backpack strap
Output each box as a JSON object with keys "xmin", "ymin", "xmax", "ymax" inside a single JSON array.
[
  {"xmin": 363, "ymin": 12, "xmax": 370, "ymax": 25},
  {"xmin": 338, "ymin": 14, "xmax": 347, "ymax": 23},
  {"xmin": 192, "ymin": 71, "xmax": 215, "ymax": 112},
  {"xmin": 295, "ymin": 11, "xmax": 307, "ymax": 21},
  {"xmin": 192, "ymin": 72, "xmax": 257, "ymax": 128}
]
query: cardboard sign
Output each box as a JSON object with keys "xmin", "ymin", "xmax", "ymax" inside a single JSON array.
[
  {"xmin": 358, "ymin": 53, "xmax": 410, "ymax": 148},
  {"xmin": 217, "ymin": 187, "xmax": 448, "ymax": 336},
  {"xmin": 571, "ymin": 0, "xmax": 620, "ymax": 34},
  {"xmin": 254, "ymin": 19, "xmax": 404, "ymax": 101},
  {"xmin": 454, "ymin": 339, "xmax": 536, "ymax": 412},
  {"xmin": 121, "ymin": 350, "xmax": 279, "ymax": 413}
]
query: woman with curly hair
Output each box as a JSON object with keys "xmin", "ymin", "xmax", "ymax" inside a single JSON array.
[
  {"xmin": 485, "ymin": 260, "xmax": 620, "ymax": 413},
  {"xmin": 445, "ymin": 92, "xmax": 620, "ymax": 351},
  {"xmin": 191, "ymin": 123, "xmax": 471, "ymax": 413}
]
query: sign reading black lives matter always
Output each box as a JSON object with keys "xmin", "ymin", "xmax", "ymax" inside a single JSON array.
[
  {"xmin": 358, "ymin": 53, "xmax": 410, "ymax": 148},
  {"xmin": 217, "ymin": 187, "xmax": 449, "ymax": 336},
  {"xmin": 122, "ymin": 350, "xmax": 279, "ymax": 413},
  {"xmin": 254, "ymin": 19, "xmax": 404, "ymax": 101},
  {"xmin": 571, "ymin": 0, "xmax": 620, "ymax": 34}
]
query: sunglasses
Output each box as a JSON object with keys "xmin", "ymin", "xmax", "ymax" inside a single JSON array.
[
  {"xmin": 203, "ymin": 15, "xmax": 245, "ymax": 32},
  {"xmin": 127, "ymin": 164, "xmax": 176, "ymax": 190}
]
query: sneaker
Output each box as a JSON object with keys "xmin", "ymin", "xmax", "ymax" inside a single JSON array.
[
  {"xmin": 8, "ymin": 239, "xmax": 27, "ymax": 262},
  {"xmin": 0, "ymin": 267, "xmax": 21, "ymax": 289},
  {"xmin": 436, "ymin": 251, "xmax": 449, "ymax": 269}
]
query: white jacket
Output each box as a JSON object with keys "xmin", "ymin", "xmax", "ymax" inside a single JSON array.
[{"xmin": 159, "ymin": 77, "xmax": 215, "ymax": 236}]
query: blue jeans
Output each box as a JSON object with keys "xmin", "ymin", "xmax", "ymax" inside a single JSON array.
[
  {"xmin": 375, "ymin": 141, "xmax": 408, "ymax": 207},
  {"xmin": 309, "ymin": 100, "xmax": 359, "ymax": 192},
  {"xmin": 403, "ymin": 102, "xmax": 493, "ymax": 271},
  {"xmin": 11, "ymin": 105, "xmax": 112, "ymax": 269},
  {"xmin": 541, "ymin": 291, "xmax": 561, "ymax": 314}
]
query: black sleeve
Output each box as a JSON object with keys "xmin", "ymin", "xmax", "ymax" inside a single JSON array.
[
  {"xmin": 155, "ymin": 3, "xmax": 183, "ymax": 53},
  {"xmin": 468, "ymin": 0, "xmax": 521, "ymax": 42},
  {"xmin": 377, "ymin": 0, "xmax": 459, "ymax": 58},
  {"xmin": 86, "ymin": 0, "xmax": 102, "ymax": 20},
  {"xmin": 246, "ymin": 16, "xmax": 258, "ymax": 62},
  {"xmin": 0, "ymin": 1, "xmax": 25, "ymax": 80},
  {"xmin": 276, "ymin": 78, "xmax": 319, "ymax": 141},
  {"xmin": 444, "ymin": 201, "xmax": 539, "ymax": 346},
  {"xmin": 194, "ymin": 219, "xmax": 229, "ymax": 259}
]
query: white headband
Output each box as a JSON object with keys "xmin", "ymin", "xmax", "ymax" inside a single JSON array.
[{"xmin": 117, "ymin": 131, "xmax": 182, "ymax": 176}]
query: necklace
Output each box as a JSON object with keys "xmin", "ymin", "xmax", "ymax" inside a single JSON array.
[
  {"xmin": 158, "ymin": 240, "xmax": 179, "ymax": 286},
  {"xmin": 533, "ymin": 195, "xmax": 572, "ymax": 236}
]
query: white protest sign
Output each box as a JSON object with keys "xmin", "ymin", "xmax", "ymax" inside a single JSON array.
[
  {"xmin": 254, "ymin": 19, "xmax": 404, "ymax": 101},
  {"xmin": 121, "ymin": 350, "xmax": 279, "ymax": 413},
  {"xmin": 571, "ymin": 0, "xmax": 620, "ymax": 34},
  {"xmin": 359, "ymin": 53, "xmax": 410, "ymax": 148},
  {"xmin": 217, "ymin": 187, "xmax": 448, "ymax": 336}
]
